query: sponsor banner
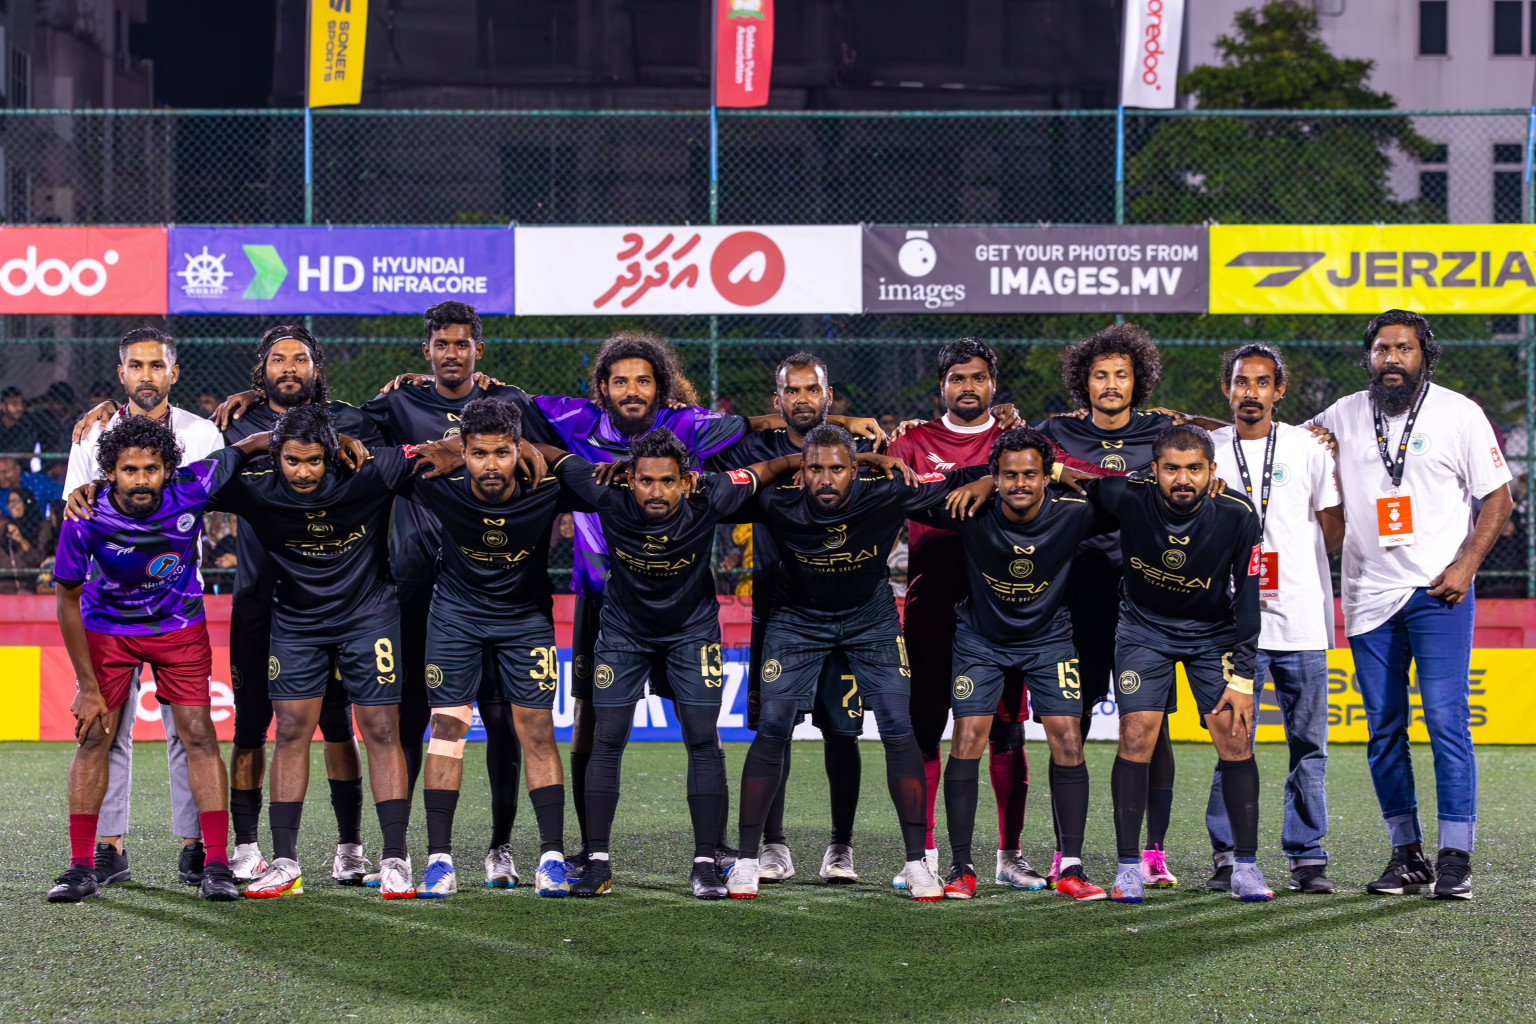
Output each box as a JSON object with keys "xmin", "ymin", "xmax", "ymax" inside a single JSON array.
[
  {"xmin": 167, "ymin": 227, "xmax": 514, "ymax": 315},
  {"xmin": 308, "ymin": 0, "xmax": 368, "ymax": 108},
  {"xmin": 863, "ymin": 226, "xmax": 1207, "ymax": 314},
  {"xmin": 714, "ymin": 0, "xmax": 774, "ymax": 107},
  {"xmin": 1211, "ymin": 224, "xmax": 1536, "ymax": 314},
  {"xmin": 1167, "ymin": 648, "xmax": 1536, "ymax": 744},
  {"xmin": 40, "ymin": 646, "xmax": 237, "ymax": 742},
  {"xmin": 515, "ymin": 226, "xmax": 860, "ymax": 315},
  {"xmin": 1120, "ymin": 0, "xmax": 1183, "ymax": 109},
  {"xmin": 0, "ymin": 226, "xmax": 167, "ymax": 314}
]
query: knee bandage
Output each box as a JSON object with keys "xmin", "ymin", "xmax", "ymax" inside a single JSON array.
[{"xmin": 427, "ymin": 705, "xmax": 475, "ymax": 759}]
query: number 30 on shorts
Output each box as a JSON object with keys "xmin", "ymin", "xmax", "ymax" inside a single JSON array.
[
  {"xmin": 529, "ymin": 647, "xmax": 558, "ymax": 690},
  {"xmin": 698, "ymin": 643, "xmax": 724, "ymax": 688}
]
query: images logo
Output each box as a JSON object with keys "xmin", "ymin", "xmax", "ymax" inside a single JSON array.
[{"xmin": 897, "ymin": 230, "xmax": 937, "ymax": 278}]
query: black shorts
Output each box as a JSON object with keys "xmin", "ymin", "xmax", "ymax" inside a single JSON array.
[
  {"xmin": 1114, "ymin": 638, "xmax": 1237, "ymax": 719},
  {"xmin": 809, "ymin": 652, "xmax": 865, "ymax": 737},
  {"xmin": 759, "ymin": 598, "xmax": 908, "ymax": 714},
  {"xmin": 424, "ymin": 607, "xmax": 558, "ymax": 710},
  {"xmin": 569, "ymin": 591, "xmax": 603, "ymax": 703},
  {"xmin": 951, "ymin": 625, "xmax": 1078, "ymax": 719},
  {"xmin": 267, "ymin": 622, "xmax": 404, "ymax": 706},
  {"xmin": 593, "ymin": 632, "xmax": 725, "ymax": 708}
]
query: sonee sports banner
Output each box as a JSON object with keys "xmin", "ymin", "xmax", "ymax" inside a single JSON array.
[{"xmin": 1210, "ymin": 224, "xmax": 1536, "ymax": 314}]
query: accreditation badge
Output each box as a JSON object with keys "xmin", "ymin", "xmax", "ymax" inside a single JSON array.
[
  {"xmin": 1258, "ymin": 551, "xmax": 1279, "ymax": 592},
  {"xmin": 1376, "ymin": 494, "xmax": 1415, "ymax": 547}
]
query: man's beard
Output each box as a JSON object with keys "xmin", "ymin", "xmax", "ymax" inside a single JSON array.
[
  {"xmin": 605, "ymin": 397, "xmax": 656, "ymax": 436},
  {"xmin": 127, "ymin": 384, "xmax": 166, "ymax": 413},
  {"xmin": 267, "ymin": 373, "xmax": 316, "ymax": 408},
  {"xmin": 947, "ymin": 393, "xmax": 988, "ymax": 424},
  {"xmin": 784, "ymin": 403, "xmax": 826, "ymax": 434},
  {"xmin": 1162, "ymin": 481, "xmax": 1209, "ymax": 513},
  {"xmin": 1368, "ymin": 366, "xmax": 1423, "ymax": 415}
]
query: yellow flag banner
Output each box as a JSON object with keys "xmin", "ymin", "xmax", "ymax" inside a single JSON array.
[
  {"xmin": 1209, "ymin": 224, "xmax": 1536, "ymax": 314},
  {"xmin": 1168, "ymin": 648, "xmax": 1536, "ymax": 744},
  {"xmin": 307, "ymin": 0, "xmax": 367, "ymax": 108}
]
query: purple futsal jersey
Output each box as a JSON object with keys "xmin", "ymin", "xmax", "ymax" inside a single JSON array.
[{"xmin": 52, "ymin": 450, "xmax": 244, "ymax": 635}]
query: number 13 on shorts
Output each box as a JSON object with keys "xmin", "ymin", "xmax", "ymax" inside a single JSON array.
[{"xmin": 698, "ymin": 643, "xmax": 724, "ymax": 687}]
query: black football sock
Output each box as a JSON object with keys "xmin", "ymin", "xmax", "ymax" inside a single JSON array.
[
  {"xmin": 269, "ymin": 801, "xmax": 303, "ymax": 863},
  {"xmin": 481, "ymin": 702, "xmax": 521, "ymax": 848},
  {"xmin": 763, "ymin": 742, "xmax": 791, "ymax": 846},
  {"xmin": 375, "ymin": 798, "xmax": 411, "ymax": 862},
  {"xmin": 1048, "ymin": 761, "xmax": 1063, "ymax": 851},
  {"xmin": 1051, "ymin": 760, "xmax": 1090, "ymax": 860},
  {"xmin": 678, "ymin": 703, "xmax": 725, "ymax": 860},
  {"xmin": 569, "ymin": 749, "xmax": 591, "ymax": 853},
  {"xmin": 1145, "ymin": 721, "xmax": 1175, "ymax": 849},
  {"xmin": 1219, "ymin": 757, "xmax": 1261, "ymax": 859},
  {"xmin": 1111, "ymin": 757, "xmax": 1150, "ymax": 862},
  {"xmin": 943, "ymin": 755, "xmax": 980, "ymax": 869},
  {"xmin": 231, "ymin": 787, "xmax": 262, "ymax": 846},
  {"xmin": 584, "ymin": 705, "xmax": 633, "ymax": 856},
  {"xmin": 715, "ymin": 742, "xmax": 732, "ymax": 851},
  {"xmin": 528, "ymin": 784, "xmax": 565, "ymax": 857},
  {"xmin": 738, "ymin": 700, "xmax": 796, "ymax": 859},
  {"xmin": 881, "ymin": 733, "xmax": 929, "ymax": 862},
  {"xmin": 328, "ymin": 777, "xmax": 363, "ymax": 846},
  {"xmin": 423, "ymin": 789, "xmax": 458, "ymax": 856},
  {"xmin": 824, "ymin": 734, "xmax": 862, "ymax": 846}
]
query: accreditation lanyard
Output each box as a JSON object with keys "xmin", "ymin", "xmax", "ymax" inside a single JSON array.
[
  {"xmin": 1372, "ymin": 384, "xmax": 1428, "ymax": 491},
  {"xmin": 1230, "ymin": 426, "xmax": 1277, "ymax": 545}
]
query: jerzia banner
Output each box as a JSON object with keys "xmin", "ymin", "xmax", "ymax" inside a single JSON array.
[{"xmin": 862, "ymin": 226, "xmax": 1208, "ymax": 314}]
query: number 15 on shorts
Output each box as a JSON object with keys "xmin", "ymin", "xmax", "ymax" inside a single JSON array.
[{"xmin": 1057, "ymin": 659, "xmax": 1081, "ymax": 700}]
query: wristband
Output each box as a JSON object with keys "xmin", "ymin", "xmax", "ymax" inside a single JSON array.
[{"xmin": 1226, "ymin": 675, "xmax": 1254, "ymax": 695}]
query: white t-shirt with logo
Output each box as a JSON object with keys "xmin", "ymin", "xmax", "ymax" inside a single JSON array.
[
  {"xmin": 1309, "ymin": 383, "xmax": 1511, "ymax": 636},
  {"xmin": 1211, "ymin": 422, "xmax": 1340, "ymax": 651}
]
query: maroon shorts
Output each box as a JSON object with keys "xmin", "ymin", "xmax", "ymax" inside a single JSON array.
[{"xmin": 85, "ymin": 620, "xmax": 213, "ymax": 711}]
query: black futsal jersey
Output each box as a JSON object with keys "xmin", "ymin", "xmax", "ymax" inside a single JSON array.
[{"xmin": 1087, "ymin": 475, "xmax": 1262, "ymax": 680}]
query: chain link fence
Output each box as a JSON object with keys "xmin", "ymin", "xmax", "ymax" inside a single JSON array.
[{"xmin": 0, "ymin": 107, "xmax": 1531, "ymax": 591}]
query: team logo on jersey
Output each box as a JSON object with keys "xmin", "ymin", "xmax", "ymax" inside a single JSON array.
[
  {"xmin": 1161, "ymin": 549, "xmax": 1187, "ymax": 570},
  {"xmin": 483, "ymin": 530, "xmax": 508, "ymax": 548},
  {"xmin": 230, "ymin": 666, "xmax": 243, "ymax": 690},
  {"xmin": 1270, "ymin": 463, "xmax": 1290, "ymax": 486},
  {"xmin": 822, "ymin": 524, "xmax": 848, "ymax": 550},
  {"xmin": 1408, "ymin": 432, "xmax": 1431, "ymax": 456},
  {"xmin": 146, "ymin": 552, "xmax": 182, "ymax": 579},
  {"xmin": 642, "ymin": 534, "xmax": 669, "ymax": 555},
  {"xmin": 595, "ymin": 664, "xmax": 614, "ymax": 689},
  {"xmin": 1118, "ymin": 670, "xmax": 1141, "ymax": 694},
  {"xmin": 1009, "ymin": 558, "xmax": 1033, "ymax": 578},
  {"xmin": 425, "ymin": 664, "xmax": 443, "ymax": 689},
  {"xmin": 268, "ymin": 656, "xmax": 280, "ymax": 680},
  {"xmin": 925, "ymin": 452, "xmax": 957, "ymax": 471},
  {"xmin": 762, "ymin": 659, "xmax": 783, "ymax": 683},
  {"xmin": 307, "ymin": 521, "xmax": 334, "ymax": 537},
  {"xmin": 953, "ymin": 675, "xmax": 975, "ymax": 700},
  {"xmin": 443, "ymin": 427, "xmax": 461, "ymax": 439},
  {"xmin": 574, "ymin": 654, "xmax": 591, "ymax": 679},
  {"xmin": 1099, "ymin": 453, "xmax": 1126, "ymax": 471},
  {"xmin": 176, "ymin": 512, "xmax": 196, "ymax": 533}
]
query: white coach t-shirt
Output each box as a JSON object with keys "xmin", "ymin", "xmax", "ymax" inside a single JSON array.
[
  {"xmin": 65, "ymin": 405, "xmax": 224, "ymax": 491},
  {"xmin": 1211, "ymin": 422, "xmax": 1340, "ymax": 651},
  {"xmin": 1310, "ymin": 383, "xmax": 1511, "ymax": 636}
]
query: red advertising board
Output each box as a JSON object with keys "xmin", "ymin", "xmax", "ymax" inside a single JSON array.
[
  {"xmin": 715, "ymin": 0, "xmax": 774, "ymax": 107},
  {"xmin": 0, "ymin": 226, "xmax": 167, "ymax": 314}
]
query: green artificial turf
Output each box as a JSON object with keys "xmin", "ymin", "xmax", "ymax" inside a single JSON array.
[{"xmin": 1, "ymin": 740, "xmax": 1533, "ymax": 1023}]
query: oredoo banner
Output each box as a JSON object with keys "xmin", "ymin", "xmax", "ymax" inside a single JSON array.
[
  {"xmin": 862, "ymin": 226, "xmax": 1207, "ymax": 314},
  {"xmin": 0, "ymin": 226, "xmax": 166, "ymax": 314},
  {"xmin": 166, "ymin": 227, "xmax": 514, "ymax": 314}
]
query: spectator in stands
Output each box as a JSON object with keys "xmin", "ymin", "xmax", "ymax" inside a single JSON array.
[
  {"xmin": 0, "ymin": 487, "xmax": 44, "ymax": 595},
  {"xmin": 0, "ymin": 454, "xmax": 59, "ymax": 506},
  {"xmin": 86, "ymin": 381, "xmax": 115, "ymax": 412},
  {"xmin": 0, "ymin": 387, "xmax": 44, "ymax": 456},
  {"xmin": 201, "ymin": 512, "xmax": 239, "ymax": 592},
  {"xmin": 197, "ymin": 388, "xmax": 222, "ymax": 418},
  {"xmin": 37, "ymin": 382, "xmax": 76, "ymax": 453}
]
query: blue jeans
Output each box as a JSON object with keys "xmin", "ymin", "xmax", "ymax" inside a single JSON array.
[
  {"xmin": 1347, "ymin": 586, "xmax": 1477, "ymax": 853},
  {"xmin": 1206, "ymin": 648, "xmax": 1330, "ymax": 867}
]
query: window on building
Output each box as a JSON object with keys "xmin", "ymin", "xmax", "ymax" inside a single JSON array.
[
  {"xmin": 1419, "ymin": 143, "xmax": 1448, "ymax": 220},
  {"xmin": 1494, "ymin": 144, "xmax": 1524, "ymax": 222},
  {"xmin": 1495, "ymin": 1, "xmax": 1523, "ymax": 54},
  {"xmin": 1419, "ymin": 1, "xmax": 1448, "ymax": 55},
  {"xmin": 1495, "ymin": 143, "xmax": 1524, "ymax": 164}
]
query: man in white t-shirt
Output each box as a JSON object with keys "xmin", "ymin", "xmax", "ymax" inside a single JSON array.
[
  {"xmin": 64, "ymin": 327, "xmax": 224, "ymax": 890},
  {"xmin": 1310, "ymin": 310, "xmax": 1512, "ymax": 901},
  {"xmin": 1206, "ymin": 344, "xmax": 1344, "ymax": 895}
]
